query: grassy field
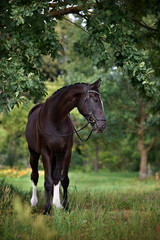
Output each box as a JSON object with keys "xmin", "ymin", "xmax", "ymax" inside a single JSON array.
[{"xmin": 0, "ymin": 170, "xmax": 160, "ymax": 240}]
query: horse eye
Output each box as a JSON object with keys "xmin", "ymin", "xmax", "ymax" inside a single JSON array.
[{"xmin": 94, "ymin": 99, "xmax": 98, "ymax": 103}]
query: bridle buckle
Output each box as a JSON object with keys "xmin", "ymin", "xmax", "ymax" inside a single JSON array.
[{"xmin": 88, "ymin": 115, "xmax": 96, "ymax": 125}]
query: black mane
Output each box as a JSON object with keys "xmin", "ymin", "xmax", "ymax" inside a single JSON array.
[
  {"xmin": 28, "ymin": 83, "xmax": 87, "ymax": 117},
  {"xmin": 51, "ymin": 82, "xmax": 87, "ymax": 97}
]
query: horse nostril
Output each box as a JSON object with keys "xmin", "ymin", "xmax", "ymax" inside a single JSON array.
[{"xmin": 102, "ymin": 124, "xmax": 106, "ymax": 131}]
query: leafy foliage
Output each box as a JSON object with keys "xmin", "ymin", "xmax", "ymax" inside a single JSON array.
[
  {"xmin": 0, "ymin": 0, "xmax": 61, "ymax": 113},
  {"xmin": 74, "ymin": 1, "xmax": 160, "ymax": 102},
  {"xmin": 0, "ymin": 104, "xmax": 30, "ymax": 167},
  {"xmin": 0, "ymin": 0, "xmax": 160, "ymax": 112}
]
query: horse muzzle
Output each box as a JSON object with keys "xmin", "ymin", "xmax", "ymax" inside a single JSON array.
[
  {"xmin": 92, "ymin": 120, "xmax": 106, "ymax": 133},
  {"xmin": 85, "ymin": 114, "xmax": 106, "ymax": 133}
]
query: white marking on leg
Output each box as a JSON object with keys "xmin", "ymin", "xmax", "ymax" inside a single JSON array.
[
  {"xmin": 31, "ymin": 181, "xmax": 38, "ymax": 207},
  {"xmin": 53, "ymin": 182, "xmax": 63, "ymax": 209}
]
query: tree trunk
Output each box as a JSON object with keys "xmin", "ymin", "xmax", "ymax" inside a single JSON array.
[
  {"xmin": 138, "ymin": 102, "xmax": 148, "ymax": 180},
  {"xmin": 94, "ymin": 141, "xmax": 99, "ymax": 172},
  {"xmin": 138, "ymin": 135, "xmax": 148, "ymax": 180},
  {"xmin": 137, "ymin": 101, "xmax": 159, "ymax": 180},
  {"xmin": 83, "ymin": 146, "xmax": 95, "ymax": 168}
]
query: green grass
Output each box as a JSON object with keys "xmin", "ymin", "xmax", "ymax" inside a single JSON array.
[
  {"xmin": 1, "ymin": 171, "xmax": 160, "ymax": 240},
  {"xmin": 2, "ymin": 170, "xmax": 154, "ymax": 192}
]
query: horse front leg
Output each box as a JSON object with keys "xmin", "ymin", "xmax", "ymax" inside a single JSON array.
[
  {"xmin": 53, "ymin": 154, "xmax": 63, "ymax": 209},
  {"xmin": 61, "ymin": 150, "xmax": 71, "ymax": 210},
  {"xmin": 61, "ymin": 175, "xmax": 69, "ymax": 210},
  {"xmin": 42, "ymin": 151, "xmax": 53, "ymax": 214}
]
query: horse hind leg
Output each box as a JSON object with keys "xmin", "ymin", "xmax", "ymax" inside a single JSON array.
[
  {"xmin": 31, "ymin": 180, "xmax": 38, "ymax": 207},
  {"xmin": 29, "ymin": 147, "xmax": 40, "ymax": 207},
  {"xmin": 42, "ymin": 151, "xmax": 53, "ymax": 214}
]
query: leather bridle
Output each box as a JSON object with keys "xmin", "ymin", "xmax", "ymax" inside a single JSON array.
[{"xmin": 80, "ymin": 84, "xmax": 106, "ymax": 126}]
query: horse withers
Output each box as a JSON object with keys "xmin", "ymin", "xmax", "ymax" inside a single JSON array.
[{"xmin": 25, "ymin": 78, "xmax": 106, "ymax": 214}]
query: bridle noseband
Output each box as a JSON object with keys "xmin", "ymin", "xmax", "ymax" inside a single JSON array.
[{"xmin": 80, "ymin": 84, "xmax": 106, "ymax": 126}]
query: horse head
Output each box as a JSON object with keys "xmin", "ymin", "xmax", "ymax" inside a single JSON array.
[{"xmin": 78, "ymin": 78, "xmax": 106, "ymax": 133}]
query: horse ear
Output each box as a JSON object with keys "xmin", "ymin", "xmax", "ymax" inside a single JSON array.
[{"xmin": 90, "ymin": 78, "xmax": 102, "ymax": 89}]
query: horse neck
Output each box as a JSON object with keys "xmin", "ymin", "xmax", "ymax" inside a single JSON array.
[{"xmin": 45, "ymin": 84, "xmax": 86, "ymax": 126}]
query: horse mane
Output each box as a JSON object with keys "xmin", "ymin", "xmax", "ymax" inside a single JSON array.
[
  {"xmin": 51, "ymin": 82, "xmax": 87, "ymax": 97},
  {"xmin": 28, "ymin": 83, "xmax": 87, "ymax": 118}
]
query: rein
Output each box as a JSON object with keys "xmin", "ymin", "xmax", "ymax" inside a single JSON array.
[
  {"xmin": 70, "ymin": 117, "xmax": 93, "ymax": 142},
  {"xmin": 73, "ymin": 126, "xmax": 93, "ymax": 142},
  {"xmin": 38, "ymin": 110, "xmax": 93, "ymax": 142}
]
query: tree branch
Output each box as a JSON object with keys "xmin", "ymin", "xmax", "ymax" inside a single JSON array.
[
  {"xmin": 146, "ymin": 136, "xmax": 160, "ymax": 152},
  {"xmin": 64, "ymin": 17, "xmax": 107, "ymax": 44},
  {"xmin": 132, "ymin": 17, "xmax": 158, "ymax": 32},
  {"xmin": 63, "ymin": 17, "xmax": 88, "ymax": 35},
  {"xmin": 49, "ymin": 3, "xmax": 159, "ymax": 33},
  {"xmin": 50, "ymin": 5, "xmax": 84, "ymax": 18}
]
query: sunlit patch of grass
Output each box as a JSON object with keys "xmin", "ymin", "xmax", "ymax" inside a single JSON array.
[{"xmin": 1, "ymin": 170, "xmax": 158, "ymax": 194}]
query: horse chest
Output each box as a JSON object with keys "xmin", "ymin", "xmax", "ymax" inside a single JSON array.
[{"xmin": 45, "ymin": 136, "xmax": 73, "ymax": 154}]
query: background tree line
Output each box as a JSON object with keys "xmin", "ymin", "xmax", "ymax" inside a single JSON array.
[{"xmin": 0, "ymin": 1, "xmax": 160, "ymax": 179}]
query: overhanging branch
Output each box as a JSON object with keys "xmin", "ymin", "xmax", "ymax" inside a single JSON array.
[
  {"xmin": 132, "ymin": 17, "xmax": 158, "ymax": 32},
  {"xmin": 63, "ymin": 17, "xmax": 88, "ymax": 34},
  {"xmin": 49, "ymin": 3, "xmax": 159, "ymax": 34},
  {"xmin": 50, "ymin": 5, "xmax": 84, "ymax": 17}
]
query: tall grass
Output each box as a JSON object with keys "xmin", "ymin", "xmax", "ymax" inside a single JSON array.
[{"xmin": 0, "ymin": 173, "xmax": 160, "ymax": 240}]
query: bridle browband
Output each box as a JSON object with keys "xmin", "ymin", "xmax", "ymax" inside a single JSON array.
[
  {"xmin": 38, "ymin": 84, "xmax": 106, "ymax": 142},
  {"xmin": 80, "ymin": 84, "xmax": 106, "ymax": 125}
]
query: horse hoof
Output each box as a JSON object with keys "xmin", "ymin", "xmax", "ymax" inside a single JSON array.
[
  {"xmin": 53, "ymin": 199, "xmax": 63, "ymax": 209},
  {"xmin": 53, "ymin": 204, "xmax": 63, "ymax": 209},
  {"xmin": 31, "ymin": 197, "xmax": 38, "ymax": 207},
  {"xmin": 63, "ymin": 201, "xmax": 69, "ymax": 211},
  {"xmin": 53, "ymin": 203, "xmax": 63, "ymax": 209},
  {"xmin": 43, "ymin": 211, "xmax": 48, "ymax": 215},
  {"xmin": 43, "ymin": 208, "xmax": 51, "ymax": 215}
]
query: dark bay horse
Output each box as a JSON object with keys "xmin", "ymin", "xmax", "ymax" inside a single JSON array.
[{"xmin": 25, "ymin": 78, "xmax": 106, "ymax": 214}]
